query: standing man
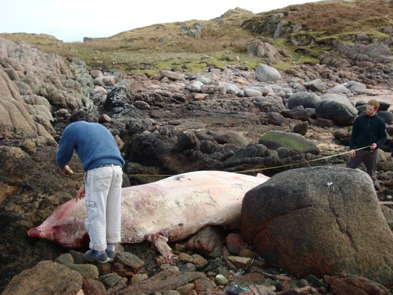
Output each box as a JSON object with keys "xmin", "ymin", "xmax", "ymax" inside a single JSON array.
[
  {"xmin": 347, "ymin": 99, "xmax": 386, "ymax": 191},
  {"xmin": 56, "ymin": 111, "xmax": 125, "ymax": 263}
]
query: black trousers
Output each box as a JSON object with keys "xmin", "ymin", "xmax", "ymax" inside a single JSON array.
[{"xmin": 346, "ymin": 149, "xmax": 378, "ymax": 182}]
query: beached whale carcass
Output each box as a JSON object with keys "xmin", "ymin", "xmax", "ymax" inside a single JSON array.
[{"xmin": 28, "ymin": 170, "xmax": 269, "ymax": 261}]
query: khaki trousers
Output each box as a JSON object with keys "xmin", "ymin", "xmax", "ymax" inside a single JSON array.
[{"xmin": 84, "ymin": 165, "xmax": 123, "ymax": 251}]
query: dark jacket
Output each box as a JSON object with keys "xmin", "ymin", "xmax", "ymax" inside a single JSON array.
[{"xmin": 349, "ymin": 113, "xmax": 386, "ymax": 150}]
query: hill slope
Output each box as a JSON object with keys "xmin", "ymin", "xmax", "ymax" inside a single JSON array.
[{"xmin": 1, "ymin": 0, "xmax": 393, "ymax": 80}]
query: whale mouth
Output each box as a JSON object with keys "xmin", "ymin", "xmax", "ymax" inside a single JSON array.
[{"xmin": 27, "ymin": 227, "xmax": 42, "ymax": 238}]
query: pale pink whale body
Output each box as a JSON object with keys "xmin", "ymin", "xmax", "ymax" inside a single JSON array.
[{"xmin": 28, "ymin": 170, "xmax": 269, "ymax": 259}]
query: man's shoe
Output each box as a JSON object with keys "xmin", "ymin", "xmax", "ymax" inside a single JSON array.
[
  {"xmin": 85, "ymin": 250, "xmax": 110, "ymax": 263},
  {"xmin": 105, "ymin": 249, "xmax": 115, "ymax": 261}
]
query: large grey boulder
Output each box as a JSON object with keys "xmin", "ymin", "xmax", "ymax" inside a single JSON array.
[
  {"xmin": 241, "ymin": 167, "xmax": 393, "ymax": 287},
  {"xmin": 287, "ymin": 92, "xmax": 321, "ymax": 109},
  {"xmin": 315, "ymin": 93, "xmax": 358, "ymax": 126}
]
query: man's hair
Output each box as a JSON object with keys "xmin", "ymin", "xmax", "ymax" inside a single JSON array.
[
  {"xmin": 67, "ymin": 111, "xmax": 91, "ymax": 124},
  {"xmin": 367, "ymin": 99, "xmax": 380, "ymax": 111}
]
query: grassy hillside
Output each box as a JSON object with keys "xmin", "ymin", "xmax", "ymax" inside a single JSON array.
[
  {"xmin": 1, "ymin": 0, "xmax": 393, "ymax": 75},
  {"xmin": 244, "ymin": 0, "xmax": 393, "ymax": 67}
]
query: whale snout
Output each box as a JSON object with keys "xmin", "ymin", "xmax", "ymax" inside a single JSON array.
[{"xmin": 28, "ymin": 227, "xmax": 43, "ymax": 238}]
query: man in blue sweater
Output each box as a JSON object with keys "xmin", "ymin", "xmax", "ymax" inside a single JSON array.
[
  {"xmin": 347, "ymin": 99, "xmax": 386, "ymax": 191},
  {"xmin": 56, "ymin": 111, "xmax": 125, "ymax": 263}
]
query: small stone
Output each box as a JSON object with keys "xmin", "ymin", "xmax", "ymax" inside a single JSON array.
[
  {"xmin": 215, "ymin": 274, "xmax": 229, "ymax": 285},
  {"xmin": 179, "ymin": 262, "xmax": 197, "ymax": 272},
  {"xmin": 55, "ymin": 253, "xmax": 74, "ymax": 265},
  {"xmin": 66, "ymin": 263, "xmax": 99, "ymax": 280},
  {"xmin": 131, "ymin": 273, "xmax": 149, "ymax": 284},
  {"xmin": 227, "ymin": 256, "xmax": 252, "ymax": 269}
]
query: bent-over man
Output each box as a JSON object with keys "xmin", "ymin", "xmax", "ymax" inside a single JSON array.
[{"xmin": 56, "ymin": 111, "xmax": 125, "ymax": 263}]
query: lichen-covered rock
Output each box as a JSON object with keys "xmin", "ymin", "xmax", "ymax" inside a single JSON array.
[{"xmin": 259, "ymin": 131, "xmax": 320, "ymax": 154}]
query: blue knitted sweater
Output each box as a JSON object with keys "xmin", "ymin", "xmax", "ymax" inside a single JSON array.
[{"xmin": 56, "ymin": 121, "xmax": 124, "ymax": 171}]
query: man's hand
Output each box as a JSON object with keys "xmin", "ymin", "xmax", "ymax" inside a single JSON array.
[
  {"xmin": 61, "ymin": 165, "xmax": 74, "ymax": 175},
  {"xmin": 349, "ymin": 149, "xmax": 356, "ymax": 158},
  {"xmin": 75, "ymin": 184, "xmax": 85, "ymax": 201},
  {"xmin": 370, "ymin": 143, "xmax": 377, "ymax": 150}
]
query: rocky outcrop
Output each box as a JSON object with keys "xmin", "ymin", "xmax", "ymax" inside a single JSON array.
[{"xmin": 241, "ymin": 167, "xmax": 393, "ymax": 287}]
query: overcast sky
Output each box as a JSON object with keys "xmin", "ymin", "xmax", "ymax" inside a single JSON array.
[{"xmin": 2, "ymin": 0, "xmax": 320, "ymax": 42}]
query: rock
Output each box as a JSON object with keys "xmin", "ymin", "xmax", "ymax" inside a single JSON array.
[
  {"xmin": 66, "ymin": 264, "xmax": 99, "ymax": 280},
  {"xmin": 304, "ymin": 79, "xmax": 326, "ymax": 92},
  {"xmin": 247, "ymin": 41, "xmax": 284, "ymax": 63},
  {"xmin": 293, "ymin": 121, "xmax": 308, "ymax": 136},
  {"xmin": 225, "ymin": 233, "xmax": 246, "ymax": 255},
  {"xmin": 134, "ymin": 100, "xmax": 151, "ymax": 110},
  {"xmin": 194, "ymin": 277, "xmax": 218, "ymax": 293},
  {"xmin": 378, "ymin": 111, "xmax": 393, "ymax": 124},
  {"xmin": 98, "ymin": 273, "xmax": 128, "ymax": 293},
  {"xmin": 184, "ymin": 226, "xmax": 224, "ymax": 258},
  {"xmin": 379, "ymin": 101, "xmax": 391, "ymax": 112},
  {"xmin": 219, "ymin": 82, "xmax": 241, "ymax": 95},
  {"xmin": 0, "ymin": 68, "xmax": 39, "ymax": 138},
  {"xmin": 179, "ymin": 263, "xmax": 197, "ymax": 273},
  {"xmin": 325, "ymin": 274, "xmax": 392, "ymax": 295},
  {"xmin": 315, "ymin": 117, "xmax": 335, "ymax": 127},
  {"xmin": 328, "ymin": 84, "xmax": 351, "ymax": 95},
  {"xmin": 131, "ymin": 273, "xmax": 149, "ymax": 284},
  {"xmin": 102, "ymin": 75, "xmax": 116, "ymax": 86},
  {"xmin": 281, "ymin": 107, "xmax": 311, "ymax": 121},
  {"xmin": 175, "ymin": 131, "xmax": 199, "ymax": 152},
  {"xmin": 161, "ymin": 70, "xmax": 185, "ymax": 81},
  {"xmin": 223, "ymin": 144, "xmax": 269, "ymax": 167},
  {"xmin": 215, "ymin": 274, "xmax": 229, "ymax": 285},
  {"xmin": 178, "ymin": 253, "xmax": 209, "ymax": 268},
  {"xmin": 195, "ymin": 76, "xmax": 211, "ymax": 85},
  {"xmin": 315, "ymin": 93, "xmax": 358, "ymax": 126},
  {"xmin": 259, "ymin": 131, "xmax": 320, "ymax": 154},
  {"xmin": 287, "ymin": 92, "xmax": 321, "ymax": 109},
  {"xmin": 3, "ymin": 260, "xmax": 83, "ymax": 295},
  {"xmin": 253, "ymin": 95, "xmax": 285, "ymax": 113},
  {"xmin": 241, "ymin": 167, "xmax": 393, "ymax": 287},
  {"xmin": 255, "ymin": 64, "xmax": 281, "ymax": 82},
  {"xmin": 186, "ymin": 80, "xmax": 204, "ymax": 92},
  {"xmin": 119, "ymin": 269, "xmax": 206, "ymax": 294},
  {"xmin": 55, "ymin": 253, "xmax": 74, "ymax": 265},
  {"xmin": 112, "ymin": 251, "xmax": 145, "ymax": 277},
  {"xmin": 343, "ymin": 81, "xmax": 367, "ymax": 94},
  {"xmin": 244, "ymin": 88, "xmax": 262, "ymax": 97},
  {"xmin": 82, "ymin": 278, "xmax": 107, "ymax": 295},
  {"xmin": 227, "ymin": 256, "xmax": 252, "ymax": 269},
  {"xmin": 267, "ymin": 112, "xmax": 285, "ymax": 126},
  {"xmin": 214, "ymin": 131, "xmax": 249, "ymax": 147},
  {"xmin": 90, "ymin": 70, "xmax": 103, "ymax": 78}
]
